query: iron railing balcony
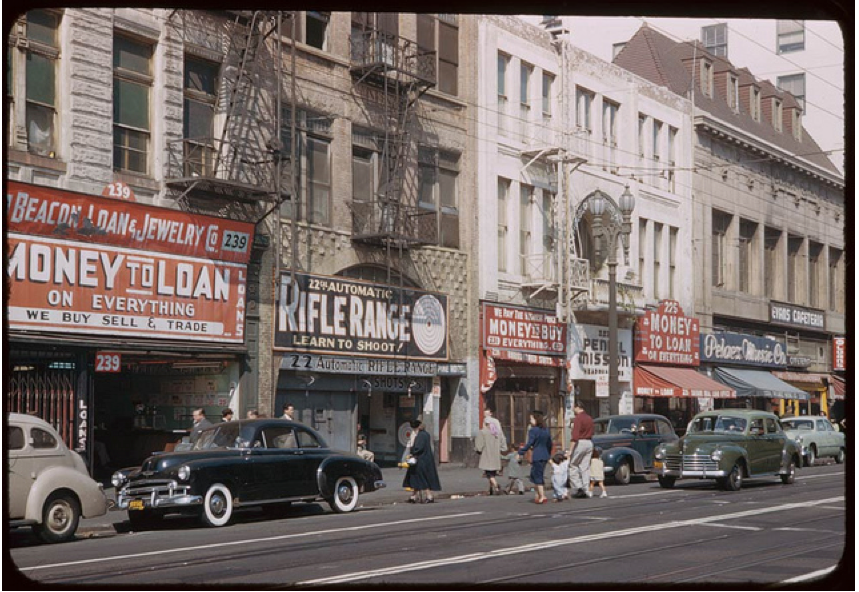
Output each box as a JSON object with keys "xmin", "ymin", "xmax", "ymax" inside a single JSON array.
[
  {"xmin": 351, "ymin": 199, "xmax": 434, "ymax": 248},
  {"xmin": 350, "ymin": 30, "xmax": 437, "ymax": 90}
]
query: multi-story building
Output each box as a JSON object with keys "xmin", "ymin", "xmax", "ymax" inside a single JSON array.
[
  {"xmin": 6, "ymin": 9, "xmax": 477, "ymax": 467},
  {"xmin": 469, "ymin": 16, "xmax": 714, "ymax": 445},
  {"xmin": 523, "ymin": 16, "xmax": 845, "ymax": 175},
  {"xmin": 614, "ymin": 25, "xmax": 845, "ymax": 419}
]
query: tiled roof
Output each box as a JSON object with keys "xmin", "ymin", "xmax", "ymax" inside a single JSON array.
[{"xmin": 613, "ymin": 25, "xmax": 840, "ymax": 176}]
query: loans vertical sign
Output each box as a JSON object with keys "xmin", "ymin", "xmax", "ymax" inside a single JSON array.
[{"xmin": 6, "ymin": 182, "xmax": 254, "ymax": 343}]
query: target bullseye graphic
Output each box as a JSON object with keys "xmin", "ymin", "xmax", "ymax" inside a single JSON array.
[{"xmin": 411, "ymin": 295, "xmax": 445, "ymax": 356}]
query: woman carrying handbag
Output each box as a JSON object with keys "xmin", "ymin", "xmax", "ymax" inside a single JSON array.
[{"xmin": 475, "ymin": 410, "xmax": 507, "ymax": 495}]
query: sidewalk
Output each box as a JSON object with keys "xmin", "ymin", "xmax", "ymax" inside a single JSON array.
[{"xmin": 75, "ymin": 464, "xmax": 510, "ymax": 537}]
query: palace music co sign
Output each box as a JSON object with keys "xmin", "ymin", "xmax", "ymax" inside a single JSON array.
[
  {"xmin": 275, "ymin": 272, "xmax": 448, "ymax": 361},
  {"xmin": 699, "ymin": 332, "xmax": 787, "ymax": 368},
  {"xmin": 6, "ymin": 182, "xmax": 253, "ymax": 343},
  {"xmin": 635, "ymin": 300, "xmax": 700, "ymax": 366}
]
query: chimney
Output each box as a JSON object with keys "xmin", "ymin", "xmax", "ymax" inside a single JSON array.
[{"xmin": 541, "ymin": 15, "xmax": 569, "ymax": 40}]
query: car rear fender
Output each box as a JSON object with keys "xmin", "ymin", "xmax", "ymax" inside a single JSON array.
[
  {"xmin": 602, "ymin": 447, "xmax": 645, "ymax": 473},
  {"xmin": 25, "ymin": 466, "xmax": 107, "ymax": 521},
  {"xmin": 317, "ymin": 456, "xmax": 371, "ymax": 497}
]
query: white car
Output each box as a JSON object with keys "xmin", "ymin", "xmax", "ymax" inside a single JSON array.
[
  {"xmin": 780, "ymin": 416, "xmax": 846, "ymax": 467},
  {"xmin": 7, "ymin": 413, "xmax": 108, "ymax": 543}
]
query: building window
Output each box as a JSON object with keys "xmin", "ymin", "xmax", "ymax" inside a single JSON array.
[
  {"xmin": 352, "ymin": 128, "xmax": 384, "ymax": 234},
  {"xmin": 712, "ymin": 210, "xmax": 731, "ymax": 288},
  {"xmin": 612, "ymin": 42, "xmax": 626, "ymax": 60},
  {"xmin": 183, "ymin": 57, "xmax": 219, "ymax": 176},
  {"xmin": 669, "ymin": 226, "xmax": 678, "ymax": 299},
  {"xmin": 540, "ymin": 192, "xmax": 555, "ymax": 280},
  {"xmin": 497, "ymin": 53, "xmax": 509, "ymax": 136},
  {"xmin": 281, "ymin": 108, "xmax": 333, "ymax": 226},
  {"xmin": 777, "ymin": 73, "xmax": 805, "ymax": 111},
  {"xmin": 417, "ymin": 147, "xmax": 459, "ymax": 248},
  {"xmin": 667, "ymin": 126, "xmax": 678, "ymax": 191},
  {"xmin": 638, "ymin": 217, "xmax": 647, "ymax": 281},
  {"xmin": 750, "ymin": 87, "xmax": 761, "ymax": 122},
  {"xmin": 519, "ymin": 184, "xmax": 533, "ymax": 276},
  {"xmin": 808, "ymin": 242, "xmax": 822, "ymax": 308},
  {"xmin": 113, "ymin": 34, "xmax": 153, "ymax": 174},
  {"xmin": 576, "ymin": 86, "xmax": 593, "ymax": 133},
  {"xmin": 773, "ymin": 98, "xmax": 783, "ymax": 132},
  {"xmin": 15, "ymin": 10, "xmax": 61, "ymax": 157},
  {"xmin": 701, "ymin": 61, "xmax": 714, "ymax": 97},
  {"xmin": 764, "ymin": 227, "xmax": 780, "ymax": 298},
  {"xmin": 787, "ymin": 235, "xmax": 803, "ymax": 302},
  {"xmin": 653, "ymin": 222, "xmax": 663, "ymax": 300},
  {"xmin": 777, "ymin": 20, "xmax": 805, "ymax": 53},
  {"xmin": 652, "ymin": 119, "xmax": 662, "ymax": 163},
  {"xmin": 519, "ymin": 63, "xmax": 532, "ymax": 142},
  {"xmin": 498, "ymin": 178, "xmax": 510, "ymax": 272},
  {"xmin": 541, "ymin": 72, "xmax": 553, "ymax": 116},
  {"xmin": 638, "ymin": 114, "xmax": 647, "ymax": 158},
  {"xmin": 829, "ymin": 248, "xmax": 842, "ymax": 312},
  {"xmin": 702, "ymin": 23, "xmax": 728, "ymax": 57},
  {"xmin": 603, "ymin": 100, "xmax": 619, "ymax": 171},
  {"xmin": 417, "ymin": 14, "xmax": 458, "ymax": 96},
  {"xmin": 285, "ymin": 11, "xmax": 331, "ymax": 50},
  {"xmin": 738, "ymin": 219, "xmax": 757, "ymax": 294},
  {"xmin": 728, "ymin": 74, "xmax": 739, "ymax": 111}
]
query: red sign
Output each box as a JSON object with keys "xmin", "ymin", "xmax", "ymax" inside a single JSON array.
[
  {"xmin": 481, "ymin": 302, "xmax": 566, "ymax": 357},
  {"xmin": 95, "ymin": 352, "xmax": 122, "ymax": 372},
  {"xmin": 635, "ymin": 300, "xmax": 700, "ymax": 366},
  {"xmin": 833, "ymin": 337, "xmax": 846, "ymax": 372},
  {"xmin": 6, "ymin": 182, "xmax": 253, "ymax": 344},
  {"xmin": 101, "ymin": 181, "xmax": 136, "ymax": 202},
  {"xmin": 7, "ymin": 181, "xmax": 252, "ymax": 264}
]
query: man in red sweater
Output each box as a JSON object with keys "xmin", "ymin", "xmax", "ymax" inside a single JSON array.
[{"xmin": 567, "ymin": 403, "xmax": 594, "ymax": 498}]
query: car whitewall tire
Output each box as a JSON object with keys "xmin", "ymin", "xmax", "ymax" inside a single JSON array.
[
  {"xmin": 37, "ymin": 493, "xmax": 81, "ymax": 543},
  {"xmin": 201, "ymin": 483, "xmax": 233, "ymax": 527},
  {"xmin": 329, "ymin": 476, "xmax": 359, "ymax": 513}
]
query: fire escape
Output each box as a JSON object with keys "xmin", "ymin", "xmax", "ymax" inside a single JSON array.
[
  {"xmin": 348, "ymin": 23, "xmax": 436, "ymax": 249},
  {"xmin": 164, "ymin": 10, "xmax": 284, "ymax": 206}
]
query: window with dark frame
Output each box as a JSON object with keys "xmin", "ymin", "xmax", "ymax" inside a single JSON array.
[
  {"xmin": 828, "ymin": 248, "xmax": 842, "ymax": 312},
  {"xmin": 498, "ymin": 178, "xmax": 509, "ymax": 272},
  {"xmin": 280, "ymin": 108, "xmax": 332, "ymax": 226},
  {"xmin": 183, "ymin": 56, "xmax": 219, "ymax": 177},
  {"xmin": 777, "ymin": 20, "xmax": 805, "ymax": 53},
  {"xmin": 808, "ymin": 242, "xmax": 822, "ymax": 308},
  {"xmin": 738, "ymin": 219, "xmax": 757, "ymax": 294},
  {"xmin": 22, "ymin": 10, "xmax": 61, "ymax": 157},
  {"xmin": 787, "ymin": 235, "xmax": 803, "ymax": 302},
  {"xmin": 712, "ymin": 210, "xmax": 731, "ymax": 288},
  {"xmin": 702, "ymin": 23, "xmax": 728, "ymax": 56},
  {"xmin": 764, "ymin": 227, "xmax": 780, "ymax": 298},
  {"xmin": 777, "ymin": 73, "xmax": 805, "ymax": 111},
  {"xmin": 113, "ymin": 34, "xmax": 153, "ymax": 174}
]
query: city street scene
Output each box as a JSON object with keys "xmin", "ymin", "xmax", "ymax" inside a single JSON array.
[{"xmin": 5, "ymin": 10, "xmax": 848, "ymax": 588}]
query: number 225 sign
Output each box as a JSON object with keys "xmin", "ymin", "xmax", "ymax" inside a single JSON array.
[{"xmin": 95, "ymin": 352, "xmax": 122, "ymax": 373}]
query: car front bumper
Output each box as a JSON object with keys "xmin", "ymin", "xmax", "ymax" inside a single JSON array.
[
  {"xmin": 655, "ymin": 454, "xmax": 727, "ymax": 478},
  {"xmin": 115, "ymin": 479, "xmax": 202, "ymax": 511}
]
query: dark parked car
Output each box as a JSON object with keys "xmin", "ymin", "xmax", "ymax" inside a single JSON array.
[
  {"xmin": 592, "ymin": 414, "xmax": 679, "ymax": 485},
  {"xmin": 112, "ymin": 419, "xmax": 385, "ymax": 528},
  {"xmin": 654, "ymin": 409, "xmax": 800, "ymax": 491}
]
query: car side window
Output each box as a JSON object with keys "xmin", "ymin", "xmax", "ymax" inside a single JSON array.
[
  {"xmin": 261, "ymin": 427, "xmax": 297, "ymax": 449},
  {"xmin": 639, "ymin": 420, "xmax": 657, "ymax": 435},
  {"xmin": 657, "ymin": 420, "xmax": 673, "ymax": 435},
  {"xmin": 750, "ymin": 419, "xmax": 764, "ymax": 434},
  {"xmin": 9, "ymin": 426, "xmax": 25, "ymax": 450},
  {"xmin": 816, "ymin": 420, "xmax": 829, "ymax": 432},
  {"xmin": 765, "ymin": 418, "xmax": 779, "ymax": 434},
  {"xmin": 31, "ymin": 427, "xmax": 58, "ymax": 449},
  {"xmin": 296, "ymin": 430, "xmax": 321, "ymax": 449}
]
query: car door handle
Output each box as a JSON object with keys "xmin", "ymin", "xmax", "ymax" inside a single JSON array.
[{"xmin": 294, "ymin": 450, "xmax": 304, "ymax": 455}]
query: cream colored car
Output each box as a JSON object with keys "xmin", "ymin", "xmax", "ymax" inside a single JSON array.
[{"xmin": 8, "ymin": 413, "xmax": 108, "ymax": 543}]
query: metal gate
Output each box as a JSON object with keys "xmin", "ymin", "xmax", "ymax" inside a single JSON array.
[{"xmin": 7, "ymin": 368, "xmax": 77, "ymax": 448}]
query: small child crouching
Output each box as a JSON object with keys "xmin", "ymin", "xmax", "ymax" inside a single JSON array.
[
  {"xmin": 589, "ymin": 447, "xmax": 608, "ymax": 498},
  {"xmin": 549, "ymin": 452, "xmax": 570, "ymax": 501}
]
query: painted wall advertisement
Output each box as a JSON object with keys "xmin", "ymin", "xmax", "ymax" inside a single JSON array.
[
  {"xmin": 567, "ymin": 324, "xmax": 633, "ymax": 382},
  {"xmin": 699, "ymin": 332, "xmax": 787, "ymax": 368},
  {"xmin": 481, "ymin": 302, "xmax": 566, "ymax": 357},
  {"xmin": 275, "ymin": 272, "xmax": 449, "ymax": 361},
  {"xmin": 832, "ymin": 337, "xmax": 846, "ymax": 372},
  {"xmin": 6, "ymin": 182, "xmax": 254, "ymax": 343},
  {"xmin": 634, "ymin": 300, "xmax": 700, "ymax": 366}
]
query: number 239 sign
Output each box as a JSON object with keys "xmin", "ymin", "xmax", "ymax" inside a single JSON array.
[{"xmin": 95, "ymin": 352, "xmax": 122, "ymax": 372}]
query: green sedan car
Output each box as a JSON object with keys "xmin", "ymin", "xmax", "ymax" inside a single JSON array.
[{"xmin": 653, "ymin": 409, "xmax": 801, "ymax": 491}]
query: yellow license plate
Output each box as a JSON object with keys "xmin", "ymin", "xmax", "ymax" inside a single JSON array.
[
  {"xmin": 653, "ymin": 461, "xmax": 663, "ymax": 469},
  {"xmin": 129, "ymin": 500, "xmax": 145, "ymax": 510}
]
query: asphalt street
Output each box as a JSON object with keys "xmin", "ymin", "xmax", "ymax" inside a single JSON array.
[{"xmin": 9, "ymin": 464, "xmax": 848, "ymax": 588}]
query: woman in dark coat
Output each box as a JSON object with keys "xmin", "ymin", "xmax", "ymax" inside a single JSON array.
[
  {"xmin": 403, "ymin": 419, "xmax": 441, "ymax": 503},
  {"xmin": 519, "ymin": 410, "xmax": 553, "ymax": 504}
]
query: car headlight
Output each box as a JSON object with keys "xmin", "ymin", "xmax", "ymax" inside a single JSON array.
[
  {"xmin": 177, "ymin": 465, "xmax": 191, "ymax": 481},
  {"xmin": 710, "ymin": 449, "xmax": 723, "ymax": 461},
  {"xmin": 794, "ymin": 435, "xmax": 803, "ymax": 443},
  {"xmin": 654, "ymin": 449, "xmax": 665, "ymax": 460},
  {"xmin": 111, "ymin": 471, "xmax": 127, "ymax": 488}
]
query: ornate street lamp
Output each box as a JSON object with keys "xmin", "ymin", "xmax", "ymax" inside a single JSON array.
[{"xmin": 588, "ymin": 186, "xmax": 635, "ymax": 415}]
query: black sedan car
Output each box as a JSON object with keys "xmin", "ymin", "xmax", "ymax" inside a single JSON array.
[
  {"xmin": 593, "ymin": 414, "xmax": 679, "ymax": 485},
  {"xmin": 112, "ymin": 419, "xmax": 385, "ymax": 528}
]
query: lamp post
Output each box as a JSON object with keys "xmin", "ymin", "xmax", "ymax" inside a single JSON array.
[{"xmin": 589, "ymin": 186, "xmax": 635, "ymax": 415}]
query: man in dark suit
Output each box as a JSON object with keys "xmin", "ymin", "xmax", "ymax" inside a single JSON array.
[{"xmin": 189, "ymin": 408, "xmax": 213, "ymax": 444}]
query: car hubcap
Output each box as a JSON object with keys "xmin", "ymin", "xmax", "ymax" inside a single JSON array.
[
  {"xmin": 338, "ymin": 483, "xmax": 354, "ymax": 504},
  {"xmin": 48, "ymin": 503, "xmax": 71, "ymax": 532},
  {"xmin": 210, "ymin": 495, "xmax": 226, "ymax": 517}
]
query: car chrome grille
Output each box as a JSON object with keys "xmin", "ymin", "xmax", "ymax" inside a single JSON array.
[
  {"xmin": 122, "ymin": 479, "xmax": 189, "ymax": 499},
  {"xmin": 664, "ymin": 454, "xmax": 720, "ymax": 472}
]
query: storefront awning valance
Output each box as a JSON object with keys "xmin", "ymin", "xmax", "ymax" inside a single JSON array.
[
  {"xmin": 634, "ymin": 365, "xmax": 736, "ymax": 399},
  {"xmin": 771, "ymin": 371, "xmax": 829, "ymax": 388},
  {"xmin": 830, "ymin": 375, "xmax": 845, "ymax": 400},
  {"xmin": 713, "ymin": 367, "xmax": 809, "ymax": 400}
]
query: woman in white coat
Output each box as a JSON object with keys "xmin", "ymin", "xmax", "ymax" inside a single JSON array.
[{"xmin": 475, "ymin": 411, "xmax": 508, "ymax": 495}]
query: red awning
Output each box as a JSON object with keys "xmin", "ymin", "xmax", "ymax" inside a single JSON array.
[
  {"xmin": 634, "ymin": 365, "xmax": 736, "ymax": 399},
  {"xmin": 771, "ymin": 371, "xmax": 829, "ymax": 386},
  {"xmin": 830, "ymin": 375, "xmax": 845, "ymax": 400}
]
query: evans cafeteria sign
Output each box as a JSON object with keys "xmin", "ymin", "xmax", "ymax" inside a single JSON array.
[{"xmin": 276, "ymin": 272, "xmax": 448, "ymax": 361}]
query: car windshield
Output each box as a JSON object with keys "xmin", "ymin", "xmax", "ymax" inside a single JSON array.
[
  {"xmin": 594, "ymin": 418, "xmax": 637, "ymax": 435},
  {"xmin": 781, "ymin": 419, "xmax": 814, "ymax": 431},
  {"xmin": 687, "ymin": 415, "xmax": 748, "ymax": 434},
  {"xmin": 193, "ymin": 422, "xmax": 256, "ymax": 450}
]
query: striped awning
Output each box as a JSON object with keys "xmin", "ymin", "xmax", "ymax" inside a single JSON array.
[
  {"xmin": 771, "ymin": 371, "xmax": 829, "ymax": 388},
  {"xmin": 713, "ymin": 367, "xmax": 809, "ymax": 400},
  {"xmin": 634, "ymin": 365, "xmax": 736, "ymax": 399},
  {"xmin": 830, "ymin": 375, "xmax": 846, "ymax": 400}
]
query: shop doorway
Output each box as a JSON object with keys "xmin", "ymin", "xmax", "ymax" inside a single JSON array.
[
  {"xmin": 282, "ymin": 392, "xmax": 355, "ymax": 453},
  {"xmin": 490, "ymin": 390, "xmax": 563, "ymax": 450}
]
